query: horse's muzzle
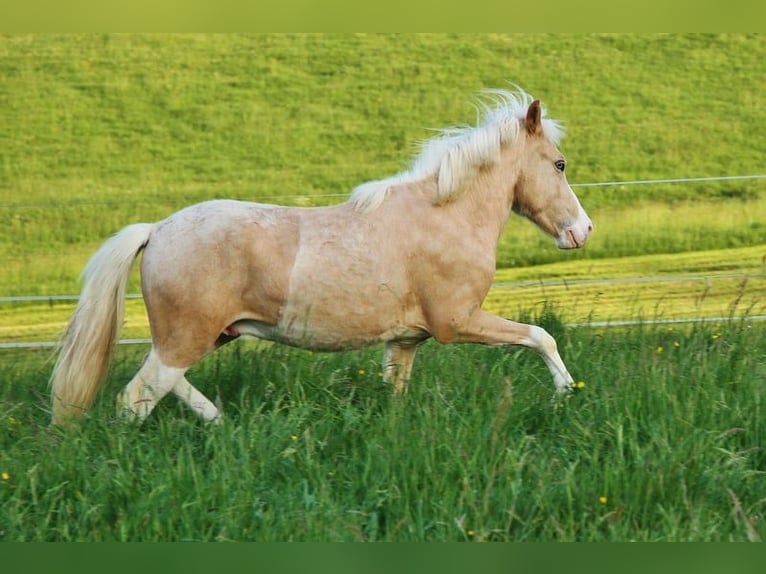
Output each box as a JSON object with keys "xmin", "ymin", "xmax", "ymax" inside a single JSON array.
[{"xmin": 556, "ymin": 215, "xmax": 593, "ymax": 249}]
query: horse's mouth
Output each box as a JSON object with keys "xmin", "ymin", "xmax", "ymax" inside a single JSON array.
[
  {"xmin": 568, "ymin": 229, "xmax": 583, "ymax": 248},
  {"xmin": 556, "ymin": 227, "xmax": 588, "ymax": 249}
]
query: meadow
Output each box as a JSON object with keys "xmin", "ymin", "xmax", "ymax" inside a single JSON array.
[
  {"xmin": 2, "ymin": 319, "xmax": 765, "ymax": 541},
  {"xmin": 1, "ymin": 34, "xmax": 765, "ymax": 541}
]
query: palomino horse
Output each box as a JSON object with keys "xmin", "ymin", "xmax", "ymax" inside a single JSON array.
[{"xmin": 50, "ymin": 89, "xmax": 593, "ymax": 425}]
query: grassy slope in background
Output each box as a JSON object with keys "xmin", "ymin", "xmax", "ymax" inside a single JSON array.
[{"xmin": 1, "ymin": 34, "xmax": 764, "ymax": 285}]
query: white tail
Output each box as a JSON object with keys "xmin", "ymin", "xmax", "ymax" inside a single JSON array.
[{"xmin": 50, "ymin": 223, "xmax": 154, "ymax": 425}]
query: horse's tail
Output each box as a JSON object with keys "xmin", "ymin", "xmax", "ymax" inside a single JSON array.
[{"xmin": 50, "ymin": 223, "xmax": 155, "ymax": 425}]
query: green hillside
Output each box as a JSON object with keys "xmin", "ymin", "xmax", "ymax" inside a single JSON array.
[{"xmin": 1, "ymin": 33, "xmax": 764, "ymax": 306}]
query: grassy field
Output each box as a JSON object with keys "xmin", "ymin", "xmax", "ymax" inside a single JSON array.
[
  {"xmin": 1, "ymin": 317, "xmax": 765, "ymax": 541},
  {"xmin": 1, "ymin": 34, "xmax": 765, "ymax": 541}
]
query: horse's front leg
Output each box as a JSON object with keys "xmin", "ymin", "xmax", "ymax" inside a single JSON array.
[
  {"xmin": 382, "ymin": 340, "xmax": 420, "ymax": 394},
  {"xmin": 450, "ymin": 310, "xmax": 575, "ymax": 393}
]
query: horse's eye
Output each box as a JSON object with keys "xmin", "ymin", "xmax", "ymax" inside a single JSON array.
[{"xmin": 555, "ymin": 159, "xmax": 566, "ymax": 172}]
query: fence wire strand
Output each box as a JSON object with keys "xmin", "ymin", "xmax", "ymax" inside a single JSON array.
[
  {"xmin": 2, "ymin": 173, "xmax": 765, "ymax": 349},
  {"xmin": 1, "ymin": 174, "xmax": 765, "ymax": 210}
]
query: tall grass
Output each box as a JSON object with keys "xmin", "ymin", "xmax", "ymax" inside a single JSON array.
[{"xmin": 2, "ymin": 316, "xmax": 764, "ymax": 541}]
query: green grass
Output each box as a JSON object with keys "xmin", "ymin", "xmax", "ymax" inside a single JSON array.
[
  {"xmin": 2, "ymin": 317, "xmax": 765, "ymax": 541},
  {"xmin": 488, "ymin": 244, "xmax": 766, "ymax": 323},
  {"xmin": 499, "ymin": 197, "xmax": 766, "ymax": 268}
]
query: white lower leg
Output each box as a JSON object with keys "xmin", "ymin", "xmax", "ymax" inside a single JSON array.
[
  {"xmin": 525, "ymin": 326, "xmax": 575, "ymax": 392},
  {"xmin": 383, "ymin": 342, "xmax": 418, "ymax": 395},
  {"xmin": 172, "ymin": 378, "xmax": 221, "ymax": 423},
  {"xmin": 117, "ymin": 350, "xmax": 183, "ymax": 421}
]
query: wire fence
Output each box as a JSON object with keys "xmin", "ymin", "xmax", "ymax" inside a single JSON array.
[
  {"xmin": 3, "ymin": 270, "xmax": 766, "ymax": 349},
  {"xmin": 4, "ymin": 315, "xmax": 766, "ymax": 351},
  {"xmin": 2, "ymin": 173, "xmax": 766, "ymax": 350},
  {"xmin": 570, "ymin": 174, "xmax": 766, "ymax": 188},
  {"xmin": 1, "ymin": 173, "xmax": 766, "ymax": 210},
  {"xmin": 3, "ymin": 272, "xmax": 766, "ymax": 306}
]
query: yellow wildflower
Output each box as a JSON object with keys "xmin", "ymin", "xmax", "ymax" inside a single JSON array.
[
  {"xmin": 656, "ymin": 346, "xmax": 664, "ymax": 354},
  {"xmin": 358, "ymin": 369, "xmax": 366, "ymax": 376},
  {"xmin": 599, "ymin": 496, "xmax": 608, "ymax": 505},
  {"xmin": 569, "ymin": 380, "xmax": 586, "ymax": 391},
  {"xmin": 1, "ymin": 471, "xmax": 10, "ymax": 481}
]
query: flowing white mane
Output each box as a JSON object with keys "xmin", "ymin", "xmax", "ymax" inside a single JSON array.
[{"xmin": 350, "ymin": 88, "xmax": 565, "ymax": 213}]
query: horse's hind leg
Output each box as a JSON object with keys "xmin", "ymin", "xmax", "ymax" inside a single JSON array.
[
  {"xmin": 117, "ymin": 349, "xmax": 178, "ymax": 421},
  {"xmin": 171, "ymin": 378, "xmax": 221, "ymax": 423},
  {"xmin": 117, "ymin": 348, "xmax": 186, "ymax": 421},
  {"xmin": 116, "ymin": 348, "xmax": 221, "ymax": 423}
]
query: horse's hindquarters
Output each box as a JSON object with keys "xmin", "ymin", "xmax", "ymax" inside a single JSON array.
[{"xmin": 139, "ymin": 201, "xmax": 298, "ymax": 365}]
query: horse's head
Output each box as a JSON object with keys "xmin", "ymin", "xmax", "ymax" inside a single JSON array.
[{"xmin": 512, "ymin": 100, "xmax": 593, "ymax": 249}]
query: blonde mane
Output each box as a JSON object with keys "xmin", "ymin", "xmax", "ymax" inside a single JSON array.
[{"xmin": 350, "ymin": 88, "xmax": 565, "ymax": 213}]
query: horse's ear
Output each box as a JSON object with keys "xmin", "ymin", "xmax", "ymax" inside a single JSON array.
[{"xmin": 525, "ymin": 100, "xmax": 543, "ymax": 136}]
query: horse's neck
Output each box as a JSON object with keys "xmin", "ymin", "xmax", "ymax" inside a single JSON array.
[{"xmin": 454, "ymin": 154, "xmax": 520, "ymax": 242}]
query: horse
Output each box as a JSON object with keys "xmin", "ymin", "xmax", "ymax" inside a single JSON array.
[{"xmin": 49, "ymin": 88, "xmax": 593, "ymax": 426}]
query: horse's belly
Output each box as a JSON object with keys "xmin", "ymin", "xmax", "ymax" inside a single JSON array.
[
  {"xmin": 229, "ymin": 300, "xmax": 422, "ymax": 351},
  {"xmin": 272, "ymin": 314, "xmax": 416, "ymax": 351}
]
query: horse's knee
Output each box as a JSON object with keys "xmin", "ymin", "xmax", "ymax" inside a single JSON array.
[{"xmin": 525, "ymin": 325, "xmax": 558, "ymax": 355}]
